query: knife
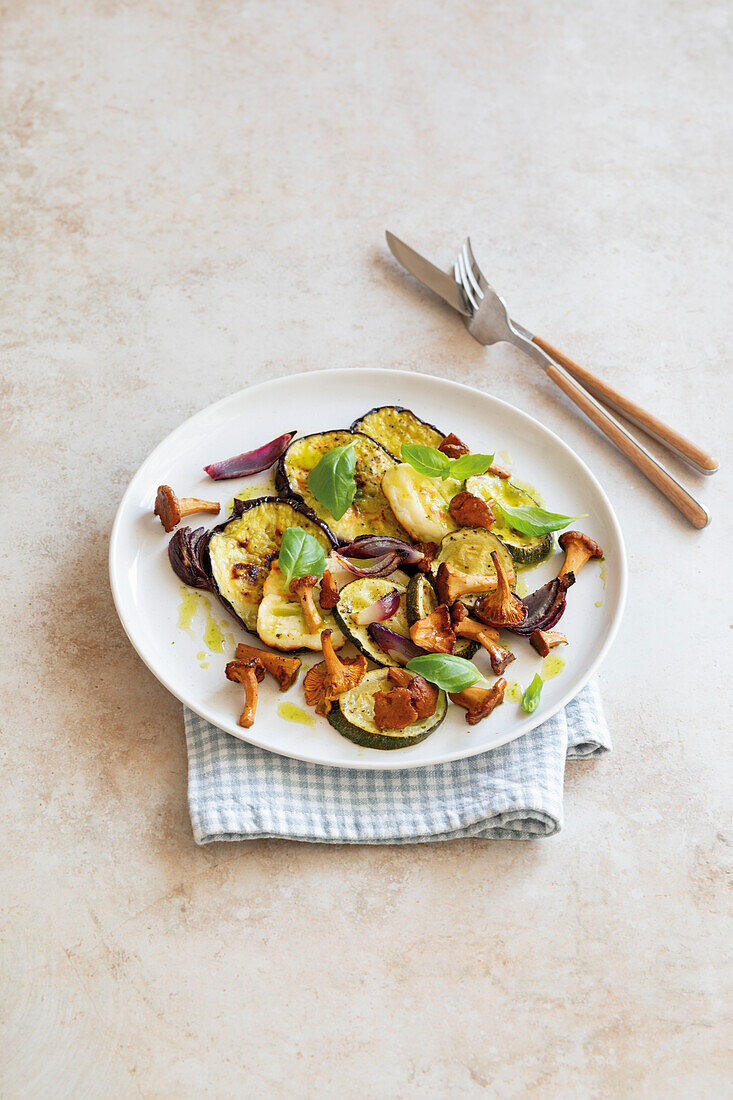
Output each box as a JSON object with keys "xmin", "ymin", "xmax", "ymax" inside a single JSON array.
[{"xmin": 386, "ymin": 231, "xmax": 471, "ymax": 317}]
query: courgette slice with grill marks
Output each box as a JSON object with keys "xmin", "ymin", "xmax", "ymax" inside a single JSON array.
[
  {"xmin": 429, "ymin": 528, "xmax": 515, "ymax": 585},
  {"xmin": 332, "ymin": 577, "xmax": 410, "ymax": 666},
  {"xmin": 465, "ymin": 474, "xmax": 553, "ymax": 566},
  {"xmin": 404, "ymin": 574, "xmax": 478, "ymax": 659},
  {"xmin": 275, "ymin": 429, "xmax": 406, "ymax": 543},
  {"xmin": 350, "ymin": 406, "xmax": 445, "ymax": 460},
  {"xmin": 328, "ymin": 668, "xmax": 447, "ymax": 750},
  {"xmin": 205, "ymin": 496, "xmax": 336, "ymax": 635}
]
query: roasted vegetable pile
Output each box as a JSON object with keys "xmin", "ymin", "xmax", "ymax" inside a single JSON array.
[{"xmin": 157, "ymin": 407, "xmax": 603, "ymax": 747}]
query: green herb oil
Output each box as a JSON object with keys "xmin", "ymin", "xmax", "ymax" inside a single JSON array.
[
  {"xmin": 278, "ymin": 702, "xmax": 315, "ymax": 726},
  {"xmin": 177, "ymin": 587, "xmax": 200, "ymax": 640},
  {"xmin": 506, "ymin": 681, "xmax": 523, "ymax": 703},
  {"xmin": 541, "ymin": 655, "xmax": 566, "ymax": 680}
]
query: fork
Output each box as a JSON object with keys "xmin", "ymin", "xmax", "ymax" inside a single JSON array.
[{"xmin": 454, "ymin": 240, "xmax": 713, "ymax": 529}]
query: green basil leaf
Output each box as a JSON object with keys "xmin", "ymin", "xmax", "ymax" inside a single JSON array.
[
  {"xmin": 278, "ymin": 526, "xmax": 326, "ymax": 586},
  {"xmin": 521, "ymin": 673, "xmax": 543, "ymax": 714},
  {"xmin": 448, "ymin": 452, "xmax": 495, "ymax": 481},
  {"xmin": 406, "ymin": 653, "xmax": 484, "ymax": 693},
  {"xmin": 307, "ymin": 443, "xmax": 357, "ymax": 520},
  {"xmin": 496, "ymin": 502, "xmax": 586, "ymax": 537},
  {"xmin": 400, "ymin": 443, "xmax": 451, "ymax": 479}
]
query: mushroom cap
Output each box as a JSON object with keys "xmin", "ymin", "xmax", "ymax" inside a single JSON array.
[
  {"xmin": 558, "ymin": 530, "xmax": 603, "ymax": 558},
  {"xmin": 289, "ymin": 574, "xmax": 319, "ymax": 594},
  {"xmin": 235, "ymin": 643, "xmax": 301, "ymax": 690},
  {"xmin": 409, "ymin": 605, "xmax": 456, "ymax": 654},
  {"xmin": 448, "ymin": 491, "xmax": 495, "ymax": 531},
  {"xmin": 303, "ymin": 653, "xmax": 367, "ymax": 715},
  {"xmin": 373, "ymin": 687, "xmax": 419, "ymax": 730},
  {"xmin": 225, "ymin": 658, "xmax": 266, "ymax": 685},
  {"xmin": 154, "ymin": 484, "xmax": 181, "ymax": 531}
]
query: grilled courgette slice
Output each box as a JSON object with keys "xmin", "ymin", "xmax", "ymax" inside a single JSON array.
[
  {"xmin": 328, "ymin": 668, "xmax": 447, "ymax": 750},
  {"xmin": 206, "ymin": 496, "xmax": 335, "ymax": 634},
  {"xmin": 430, "ymin": 528, "xmax": 515, "ymax": 584},
  {"xmin": 465, "ymin": 474, "xmax": 553, "ymax": 566},
  {"xmin": 404, "ymin": 574, "xmax": 478, "ymax": 659},
  {"xmin": 275, "ymin": 430, "xmax": 406, "ymax": 543},
  {"xmin": 351, "ymin": 406, "xmax": 444, "ymax": 459},
  {"xmin": 332, "ymin": 577, "xmax": 410, "ymax": 666}
]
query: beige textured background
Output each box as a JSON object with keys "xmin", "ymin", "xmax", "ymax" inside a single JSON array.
[{"xmin": 2, "ymin": 2, "xmax": 731, "ymax": 1097}]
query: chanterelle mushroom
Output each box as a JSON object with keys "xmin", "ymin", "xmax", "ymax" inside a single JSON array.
[
  {"xmin": 318, "ymin": 568, "xmax": 339, "ymax": 610},
  {"xmin": 487, "ymin": 462, "xmax": 511, "ymax": 479},
  {"xmin": 448, "ymin": 491, "xmax": 495, "ymax": 530},
  {"xmin": 413, "ymin": 541, "xmax": 438, "ymax": 574},
  {"xmin": 154, "ymin": 485, "xmax": 220, "ymax": 533},
  {"xmin": 303, "ymin": 629, "xmax": 367, "ymax": 716},
  {"xmin": 558, "ymin": 531, "xmax": 604, "ymax": 578},
  {"xmin": 530, "ymin": 629, "xmax": 568, "ymax": 658},
  {"xmin": 225, "ymin": 658, "xmax": 266, "ymax": 728},
  {"xmin": 449, "ymin": 678, "xmax": 507, "ymax": 725},
  {"xmin": 434, "ymin": 562, "xmax": 507, "ymax": 605},
  {"xmin": 373, "ymin": 687, "xmax": 418, "ymax": 730},
  {"xmin": 475, "ymin": 552, "xmax": 527, "ymax": 629},
  {"xmin": 388, "ymin": 667, "xmax": 439, "ymax": 719},
  {"xmin": 438, "ymin": 432, "xmax": 470, "ymax": 459},
  {"xmin": 409, "ymin": 604, "xmax": 456, "ymax": 654},
  {"xmin": 451, "ymin": 602, "xmax": 515, "ymax": 675},
  {"xmin": 234, "ymin": 643, "xmax": 301, "ymax": 690},
  {"xmin": 289, "ymin": 575, "xmax": 325, "ymax": 634}
]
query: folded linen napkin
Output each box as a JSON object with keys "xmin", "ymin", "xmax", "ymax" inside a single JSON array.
[{"xmin": 184, "ymin": 680, "xmax": 609, "ymax": 844}]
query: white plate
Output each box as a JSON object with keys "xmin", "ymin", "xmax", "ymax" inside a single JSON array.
[{"xmin": 110, "ymin": 369, "xmax": 626, "ymax": 769}]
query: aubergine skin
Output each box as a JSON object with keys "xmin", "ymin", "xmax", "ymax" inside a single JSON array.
[
  {"xmin": 170, "ymin": 495, "xmax": 337, "ymax": 637},
  {"xmin": 349, "ymin": 406, "xmax": 445, "ymax": 460}
]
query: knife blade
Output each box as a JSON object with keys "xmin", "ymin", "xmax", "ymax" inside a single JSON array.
[{"xmin": 386, "ymin": 231, "xmax": 471, "ymax": 317}]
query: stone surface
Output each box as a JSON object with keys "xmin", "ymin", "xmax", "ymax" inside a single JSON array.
[{"xmin": 1, "ymin": 1, "xmax": 731, "ymax": 1096}]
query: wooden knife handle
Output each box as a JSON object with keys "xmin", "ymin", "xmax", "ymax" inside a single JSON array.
[
  {"xmin": 544, "ymin": 361, "xmax": 710, "ymax": 529},
  {"xmin": 533, "ymin": 336, "xmax": 719, "ymax": 474}
]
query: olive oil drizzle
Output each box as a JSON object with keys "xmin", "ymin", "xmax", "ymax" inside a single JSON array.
[{"xmin": 277, "ymin": 702, "xmax": 315, "ymax": 726}]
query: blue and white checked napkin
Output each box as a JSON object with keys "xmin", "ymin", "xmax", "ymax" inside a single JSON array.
[{"xmin": 184, "ymin": 680, "xmax": 610, "ymax": 843}]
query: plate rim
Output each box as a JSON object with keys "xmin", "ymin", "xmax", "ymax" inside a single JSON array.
[{"xmin": 109, "ymin": 367, "xmax": 627, "ymax": 769}]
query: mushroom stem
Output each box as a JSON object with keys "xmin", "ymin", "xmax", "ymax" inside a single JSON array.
[
  {"xmin": 320, "ymin": 629, "xmax": 344, "ymax": 681},
  {"xmin": 235, "ymin": 643, "xmax": 301, "ymax": 690},
  {"xmin": 225, "ymin": 659, "xmax": 266, "ymax": 728},
  {"xmin": 558, "ymin": 531, "xmax": 604, "ymax": 578},
  {"xmin": 453, "ymin": 613, "xmax": 515, "ymax": 675},
  {"xmin": 449, "ymin": 679, "xmax": 507, "ymax": 725},
  {"xmin": 530, "ymin": 629, "xmax": 568, "ymax": 658},
  {"xmin": 475, "ymin": 553, "xmax": 527, "ymax": 629},
  {"xmin": 435, "ymin": 562, "xmax": 505, "ymax": 605},
  {"xmin": 154, "ymin": 484, "xmax": 220, "ymax": 532},
  {"xmin": 289, "ymin": 575, "xmax": 325, "ymax": 633}
]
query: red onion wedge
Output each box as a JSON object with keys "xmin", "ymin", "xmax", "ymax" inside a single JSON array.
[
  {"xmin": 505, "ymin": 573, "xmax": 575, "ymax": 636},
  {"xmin": 353, "ymin": 588, "xmax": 401, "ymax": 626},
  {"xmin": 332, "ymin": 551, "xmax": 403, "ymax": 578},
  {"xmin": 367, "ymin": 624, "xmax": 424, "ymax": 665},
  {"xmin": 204, "ymin": 431, "xmax": 296, "ymax": 481},
  {"xmin": 339, "ymin": 535, "xmax": 426, "ymax": 566}
]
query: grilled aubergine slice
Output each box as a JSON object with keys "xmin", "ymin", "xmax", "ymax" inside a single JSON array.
[
  {"xmin": 169, "ymin": 496, "xmax": 337, "ymax": 636},
  {"xmin": 350, "ymin": 406, "xmax": 444, "ymax": 460},
  {"xmin": 275, "ymin": 429, "xmax": 407, "ymax": 543}
]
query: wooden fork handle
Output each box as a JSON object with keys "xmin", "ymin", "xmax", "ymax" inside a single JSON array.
[
  {"xmin": 544, "ymin": 361, "xmax": 710, "ymax": 528},
  {"xmin": 533, "ymin": 336, "xmax": 719, "ymax": 474}
]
